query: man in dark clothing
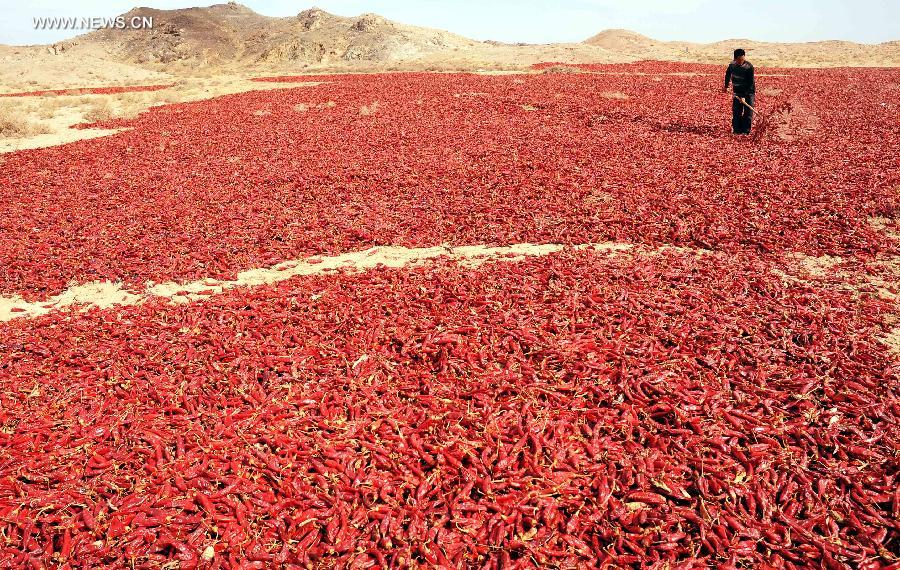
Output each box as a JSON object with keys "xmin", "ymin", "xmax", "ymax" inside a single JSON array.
[{"xmin": 723, "ymin": 48, "xmax": 756, "ymax": 134}]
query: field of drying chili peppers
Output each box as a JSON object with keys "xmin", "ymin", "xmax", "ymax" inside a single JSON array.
[{"xmin": 1, "ymin": 62, "xmax": 900, "ymax": 567}]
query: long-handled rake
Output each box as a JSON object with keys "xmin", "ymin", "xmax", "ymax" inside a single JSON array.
[{"xmin": 732, "ymin": 94, "xmax": 791, "ymax": 141}]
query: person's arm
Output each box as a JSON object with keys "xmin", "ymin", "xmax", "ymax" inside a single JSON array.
[
  {"xmin": 748, "ymin": 65, "xmax": 755, "ymax": 94},
  {"xmin": 723, "ymin": 63, "xmax": 733, "ymax": 93}
]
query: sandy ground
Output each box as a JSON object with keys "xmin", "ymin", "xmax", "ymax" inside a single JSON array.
[
  {"xmin": 0, "ymin": 102, "xmax": 126, "ymax": 153},
  {"xmin": 0, "ymin": 77, "xmax": 322, "ymax": 152},
  {"xmin": 0, "ymin": 45, "xmax": 171, "ymax": 93}
]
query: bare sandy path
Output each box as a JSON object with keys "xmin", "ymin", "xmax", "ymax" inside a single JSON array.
[{"xmin": 0, "ymin": 241, "xmax": 633, "ymax": 322}]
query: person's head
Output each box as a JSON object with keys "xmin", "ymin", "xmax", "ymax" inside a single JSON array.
[{"xmin": 734, "ymin": 48, "xmax": 746, "ymax": 64}]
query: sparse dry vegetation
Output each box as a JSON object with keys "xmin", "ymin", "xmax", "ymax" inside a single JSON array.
[
  {"xmin": 0, "ymin": 77, "xmax": 324, "ymax": 153},
  {"xmin": 34, "ymin": 98, "xmax": 67, "ymax": 119},
  {"xmin": 114, "ymin": 93, "xmax": 153, "ymax": 120},
  {"xmin": 84, "ymin": 99, "xmax": 115, "ymax": 122},
  {"xmin": 541, "ymin": 65, "xmax": 586, "ymax": 74},
  {"xmin": 0, "ymin": 102, "xmax": 51, "ymax": 137}
]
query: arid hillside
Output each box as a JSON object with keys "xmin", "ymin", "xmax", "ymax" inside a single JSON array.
[
  {"xmin": 69, "ymin": 3, "xmax": 481, "ymax": 68},
  {"xmin": 586, "ymin": 29, "xmax": 900, "ymax": 67}
]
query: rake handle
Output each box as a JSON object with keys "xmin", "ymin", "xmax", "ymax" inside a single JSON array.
[{"xmin": 732, "ymin": 94, "xmax": 759, "ymax": 114}]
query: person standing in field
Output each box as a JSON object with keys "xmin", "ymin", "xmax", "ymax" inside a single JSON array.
[{"xmin": 723, "ymin": 48, "xmax": 756, "ymax": 134}]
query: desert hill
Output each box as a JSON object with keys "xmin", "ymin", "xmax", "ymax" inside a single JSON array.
[
  {"xmin": 49, "ymin": 2, "xmax": 485, "ymax": 70},
  {"xmin": 585, "ymin": 29, "xmax": 900, "ymax": 67}
]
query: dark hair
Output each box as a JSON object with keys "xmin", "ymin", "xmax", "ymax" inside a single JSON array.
[{"xmin": 734, "ymin": 48, "xmax": 746, "ymax": 58}]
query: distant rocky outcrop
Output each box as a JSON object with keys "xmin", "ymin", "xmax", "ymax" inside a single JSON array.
[{"xmin": 9, "ymin": 3, "xmax": 897, "ymax": 73}]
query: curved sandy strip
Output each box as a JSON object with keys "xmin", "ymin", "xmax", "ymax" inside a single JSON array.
[{"xmin": 0, "ymin": 242, "xmax": 634, "ymax": 322}]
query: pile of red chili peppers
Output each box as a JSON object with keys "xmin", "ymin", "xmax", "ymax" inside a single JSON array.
[
  {"xmin": 0, "ymin": 85, "xmax": 173, "ymax": 98},
  {"xmin": 2, "ymin": 64, "xmax": 898, "ymax": 300},
  {"xmin": 0, "ymin": 63, "xmax": 899, "ymax": 567}
]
